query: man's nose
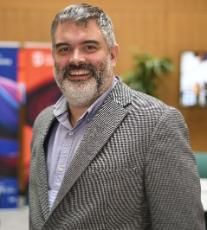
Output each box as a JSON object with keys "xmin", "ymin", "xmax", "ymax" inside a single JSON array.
[{"xmin": 69, "ymin": 49, "xmax": 85, "ymax": 64}]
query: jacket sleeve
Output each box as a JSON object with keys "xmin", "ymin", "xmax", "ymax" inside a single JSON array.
[{"xmin": 145, "ymin": 107, "xmax": 205, "ymax": 230}]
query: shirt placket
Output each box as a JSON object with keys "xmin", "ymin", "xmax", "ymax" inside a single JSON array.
[{"xmin": 53, "ymin": 133, "xmax": 73, "ymax": 189}]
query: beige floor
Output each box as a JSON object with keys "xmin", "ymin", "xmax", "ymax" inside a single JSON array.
[{"xmin": 0, "ymin": 206, "xmax": 28, "ymax": 230}]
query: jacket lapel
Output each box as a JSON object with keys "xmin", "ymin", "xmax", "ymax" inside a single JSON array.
[
  {"xmin": 51, "ymin": 82, "xmax": 132, "ymax": 212},
  {"xmin": 35, "ymin": 109, "xmax": 56, "ymax": 220}
]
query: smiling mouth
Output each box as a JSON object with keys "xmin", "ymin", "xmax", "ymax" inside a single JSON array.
[
  {"xmin": 66, "ymin": 69, "xmax": 92, "ymax": 81},
  {"xmin": 69, "ymin": 69, "xmax": 90, "ymax": 76}
]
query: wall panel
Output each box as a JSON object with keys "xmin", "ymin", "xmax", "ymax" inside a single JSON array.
[{"xmin": 0, "ymin": 0, "xmax": 207, "ymax": 150}]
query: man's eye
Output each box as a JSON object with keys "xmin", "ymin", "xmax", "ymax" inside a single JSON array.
[
  {"xmin": 57, "ymin": 46, "xmax": 70, "ymax": 55},
  {"xmin": 84, "ymin": 45, "xmax": 98, "ymax": 53}
]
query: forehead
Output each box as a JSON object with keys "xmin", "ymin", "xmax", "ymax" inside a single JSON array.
[{"xmin": 54, "ymin": 19, "xmax": 105, "ymax": 44}]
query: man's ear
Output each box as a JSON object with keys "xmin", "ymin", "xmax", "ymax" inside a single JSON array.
[{"xmin": 110, "ymin": 44, "xmax": 119, "ymax": 67}]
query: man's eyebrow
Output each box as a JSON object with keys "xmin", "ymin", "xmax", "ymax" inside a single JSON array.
[
  {"xmin": 54, "ymin": 43, "xmax": 69, "ymax": 49},
  {"xmin": 54, "ymin": 40, "xmax": 100, "ymax": 49},
  {"xmin": 82, "ymin": 40, "xmax": 100, "ymax": 45}
]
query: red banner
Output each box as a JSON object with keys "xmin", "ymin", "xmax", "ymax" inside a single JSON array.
[{"xmin": 19, "ymin": 43, "xmax": 60, "ymax": 190}]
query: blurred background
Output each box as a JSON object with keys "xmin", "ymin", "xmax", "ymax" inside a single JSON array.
[{"xmin": 0, "ymin": 0, "xmax": 207, "ymax": 229}]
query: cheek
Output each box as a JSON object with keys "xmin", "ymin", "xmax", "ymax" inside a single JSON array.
[
  {"xmin": 54, "ymin": 56, "xmax": 69, "ymax": 70},
  {"xmin": 87, "ymin": 49, "xmax": 109, "ymax": 63},
  {"xmin": 88, "ymin": 54, "xmax": 110, "ymax": 67}
]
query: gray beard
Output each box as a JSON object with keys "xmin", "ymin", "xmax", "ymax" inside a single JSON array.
[{"xmin": 60, "ymin": 77, "xmax": 99, "ymax": 107}]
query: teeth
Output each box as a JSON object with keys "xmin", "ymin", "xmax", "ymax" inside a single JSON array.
[{"xmin": 70, "ymin": 70, "xmax": 90, "ymax": 76}]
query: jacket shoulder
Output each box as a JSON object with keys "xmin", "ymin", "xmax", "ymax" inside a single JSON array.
[
  {"xmin": 33, "ymin": 105, "xmax": 54, "ymax": 131},
  {"xmin": 127, "ymin": 86, "xmax": 173, "ymax": 115}
]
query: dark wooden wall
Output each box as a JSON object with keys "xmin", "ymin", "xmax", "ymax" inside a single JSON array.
[{"xmin": 1, "ymin": 0, "xmax": 207, "ymax": 151}]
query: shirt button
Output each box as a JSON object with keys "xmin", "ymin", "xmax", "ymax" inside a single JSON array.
[
  {"xmin": 58, "ymin": 166, "xmax": 65, "ymax": 172},
  {"xmin": 55, "ymin": 182, "xmax": 61, "ymax": 187},
  {"xmin": 62, "ymin": 146, "xmax": 67, "ymax": 151}
]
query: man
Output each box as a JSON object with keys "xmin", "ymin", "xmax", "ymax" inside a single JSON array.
[{"xmin": 29, "ymin": 3, "xmax": 205, "ymax": 230}]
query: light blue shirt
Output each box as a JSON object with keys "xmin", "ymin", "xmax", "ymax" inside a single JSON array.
[{"xmin": 47, "ymin": 77, "xmax": 118, "ymax": 208}]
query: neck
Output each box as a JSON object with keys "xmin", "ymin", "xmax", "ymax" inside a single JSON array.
[{"xmin": 68, "ymin": 105, "xmax": 88, "ymax": 127}]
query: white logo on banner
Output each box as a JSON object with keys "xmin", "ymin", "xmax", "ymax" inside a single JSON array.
[
  {"xmin": 32, "ymin": 51, "xmax": 53, "ymax": 67},
  {"xmin": 0, "ymin": 54, "xmax": 13, "ymax": 66}
]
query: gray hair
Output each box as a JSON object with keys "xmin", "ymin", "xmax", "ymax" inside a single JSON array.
[{"xmin": 51, "ymin": 3, "xmax": 116, "ymax": 49}]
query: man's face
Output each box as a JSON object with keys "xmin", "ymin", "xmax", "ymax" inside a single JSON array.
[{"xmin": 53, "ymin": 19, "xmax": 118, "ymax": 108}]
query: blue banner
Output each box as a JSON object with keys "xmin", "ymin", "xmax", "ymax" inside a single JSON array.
[
  {"xmin": 0, "ymin": 46, "xmax": 18, "ymax": 81},
  {"xmin": 0, "ymin": 178, "xmax": 19, "ymax": 208},
  {"xmin": 0, "ymin": 43, "xmax": 24, "ymax": 208}
]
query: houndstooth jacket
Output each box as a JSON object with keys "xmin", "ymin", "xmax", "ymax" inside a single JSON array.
[{"xmin": 29, "ymin": 80, "xmax": 205, "ymax": 230}]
